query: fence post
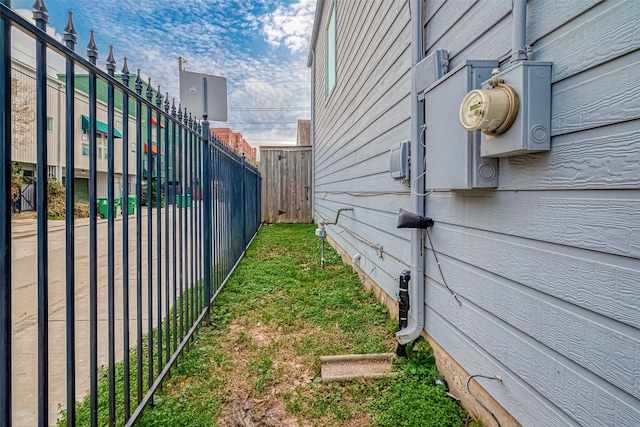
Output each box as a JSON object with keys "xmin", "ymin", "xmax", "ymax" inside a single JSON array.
[
  {"xmin": 0, "ymin": 1, "xmax": 11, "ymax": 424},
  {"xmin": 33, "ymin": 3, "xmax": 50, "ymax": 424},
  {"xmin": 241, "ymin": 154, "xmax": 246, "ymax": 247},
  {"xmin": 202, "ymin": 115, "xmax": 212, "ymax": 325}
]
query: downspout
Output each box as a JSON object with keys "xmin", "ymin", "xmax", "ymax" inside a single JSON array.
[
  {"xmin": 310, "ymin": 48, "xmax": 316, "ymax": 217},
  {"xmin": 396, "ymin": 0, "xmax": 425, "ymax": 345},
  {"xmin": 511, "ymin": 0, "xmax": 528, "ymax": 63}
]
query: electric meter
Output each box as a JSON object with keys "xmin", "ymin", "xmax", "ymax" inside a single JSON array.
[{"xmin": 459, "ymin": 82, "xmax": 519, "ymax": 136}]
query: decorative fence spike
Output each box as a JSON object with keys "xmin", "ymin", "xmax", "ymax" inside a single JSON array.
[
  {"xmin": 121, "ymin": 58, "xmax": 130, "ymax": 87},
  {"xmin": 156, "ymin": 86, "xmax": 162, "ymax": 108},
  {"xmin": 171, "ymin": 99, "xmax": 176, "ymax": 117},
  {"xmin": 32, "ymin": 0, "xmax": 48, "ymax": 28},
  {"xmin": 165, "ymin": 93, "xmax": 170, "ymax": 114},
  {"xmin": 87, "ymin": 30, "xmax": 98, "ymax": 64},
  {"xmin": 135, "ymin": 69, "xmax": 143, "ymax": 95},
  {"xmin": 63, "ymin": 11, "xmax": 77, "ymax": 49},
  {"xmin": 106, "ymin": 46, "xmax": 116, "ymax": 76},
  {"xmin": 146, "ymin": 78, "xmax": 153, "ymax": 102}
]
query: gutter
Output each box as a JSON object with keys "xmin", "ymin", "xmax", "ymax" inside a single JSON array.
[
  {"xmin": 307, "ymin": 0, "xmax": 325, "ymax": 67},
  {"xmin": 396, "ymin": 0, "xmax": 425, "ymax": 345},
  {"xmin": 310, "ymin": 48, "xmax": 316, "ymax": 217}
]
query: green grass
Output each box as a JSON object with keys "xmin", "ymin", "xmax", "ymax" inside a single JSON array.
[{"xmin": 63, "ymin": 224, "xmax": 477, "ymax": 426}]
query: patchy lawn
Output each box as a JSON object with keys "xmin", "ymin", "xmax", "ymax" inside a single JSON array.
[{"xmin": 133, "ymin": 223, "xmax": 476, "ymax": 426}]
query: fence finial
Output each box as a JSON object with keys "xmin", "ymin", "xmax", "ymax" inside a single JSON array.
[
  {"xmin": 177, "ymin": 104, "xmax": 183, "ymax": 121},
  {"xmin": 121, "ymin": 58, "xmax": 130, "ymax": 87},
  {"xmin": 183, "ymin": 108, "xmax": 188, "ymax": 125},
  {"xmin": 135, "ymin": 69, "xmax": 143, "ymax": 95},
  {"xmin": 63, "ymin": 11, "xmax": 77, "ymax": 49},
  {"xmin": 106, "ymin": 46, "xmax": 116, "ymax": 76},
  {"xmin": 87, "ymin": 30, "xmax": 98, "ymax": 64},
  {"xmin": 32, "ymin": 0, "xmax": 48, "ymax": 28},
  {"xmin": 156, "ymin": 86, "xmax": 162, "ymax": 108},
  {"xmin": 164, "ymin": 93, "xmax": 170, "ymax": 114},
  {"xmin": 171, "ymin": 99, "xmax": 177, "ymax": 117},
  {"xmin": 146, "ymin": 78, "xmax": 153, "ymax": 102}
]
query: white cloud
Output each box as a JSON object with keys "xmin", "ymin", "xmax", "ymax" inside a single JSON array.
[
  {"xmin": 261, "ymin": 0, "xmax": 315, "ymax": 53},
  {"xmin": 11, "ymin": 0, "xmax": 312, "ymax": 148}
]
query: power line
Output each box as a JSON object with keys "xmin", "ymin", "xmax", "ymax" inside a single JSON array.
[
  {"xmin": 245, "ymin": 138, "xmax": 297, "ymax": 141},
  {"xmin": 212, "ymin": 0, "xmax": 240, "ymax": 74},
  {"xmin": 228, "ymin": 107, "xmax": 310, "ymax": 111},
  {"xmin": 218, "ymin": 122, "xmax": 299, "ymax": 125},
  {"xmin": 122, "ymin": 0, "xmax": 185, "ymax": 61}
]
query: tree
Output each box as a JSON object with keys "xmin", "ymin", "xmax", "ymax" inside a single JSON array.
[{"xmin": 10, "ymin": 70, "xmax": 36, "ymax": 154}]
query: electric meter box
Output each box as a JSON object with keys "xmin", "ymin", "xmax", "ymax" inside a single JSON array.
[
  {"xmin": 480, "ymin": 61, "xmax": 552, "ymax": 157},
  {"xmin": 424, "ymin": 60, "xmax": 499, "ymax": 190}
]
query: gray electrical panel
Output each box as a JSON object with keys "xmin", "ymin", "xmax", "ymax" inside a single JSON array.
[
  {"xmin": 424, "ymin": 61, "xmax": 499, "ymax": 190},
  {"xmin": 480, "ymin": 61, "xmax": 552, "ymax": 157}
]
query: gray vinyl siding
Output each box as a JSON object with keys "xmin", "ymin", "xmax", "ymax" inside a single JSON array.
[
  {"xmin": 422, "ymin": 0, "xmax": 640, "ymax": 426},
  {"xmin": 313, "ymin": 0, "xmax": 413, "ymax": 298},
  {"xmin": 313, "ymin": 0, "xmax": 639, "ymax": 425}
]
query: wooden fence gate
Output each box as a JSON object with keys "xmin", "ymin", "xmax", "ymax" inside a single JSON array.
[{"xmin": 260, "ymin": 146, "xmax": 312, "ymax": 223}]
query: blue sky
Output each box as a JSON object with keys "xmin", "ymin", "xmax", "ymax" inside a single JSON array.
[{"xmin": 12, "ymin": 0, "xmax": 315, "ymax": 148}]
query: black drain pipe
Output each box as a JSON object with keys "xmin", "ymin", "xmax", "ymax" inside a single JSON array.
[{"xmin": 397, "ymin": 270, "xmax": 411, "ymax": 357}]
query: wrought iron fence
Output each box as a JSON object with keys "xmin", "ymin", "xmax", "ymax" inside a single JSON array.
[{"xmin": 0, "ymin": 1, "xmax": 261, "ymax": 425}]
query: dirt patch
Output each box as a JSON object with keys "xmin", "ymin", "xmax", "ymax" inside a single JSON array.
[
  {"xmin": 218, "ymin": 320, "xmax": 315, "ymax": 427},
  {"xmin": 220, "ymin": 390, "xmax": 310, "ymax": 427}
]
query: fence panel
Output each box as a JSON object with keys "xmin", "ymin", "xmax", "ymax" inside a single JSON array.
[{"xmin": 0, "ymin": 2, "xmax": 261, "ymax": 425}]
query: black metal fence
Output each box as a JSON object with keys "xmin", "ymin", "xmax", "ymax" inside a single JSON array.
[{"xmin": 0, "ymin": 1, "xmax": 261, "ymax": 425}]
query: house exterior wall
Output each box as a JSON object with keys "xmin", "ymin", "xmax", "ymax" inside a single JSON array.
[
  {"xmin": 311, "ymin": 0, "xmax": 413, "ymax": 301},
  {"xmin": 310, "ymin": 0, "xmax": 640, "ymax": 426}
]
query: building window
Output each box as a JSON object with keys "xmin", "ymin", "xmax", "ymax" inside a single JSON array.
[
  {"xmin": 326, "ymin": 3, "xmax": 337, "ymax": 95},
  {"xmin": 47, "ymin": 116, "xmax": 54, "ymax": 132},
  {"xmin": 96, "ymin": 134, "xmax": 108, "ymax": 159},
  {"xmin": 81, "ymin": 134, "xmax": 109, "ymax": 159},
  {"xmin": 131, "ymin": 142, "xmax": 136, "ymax": 153}
]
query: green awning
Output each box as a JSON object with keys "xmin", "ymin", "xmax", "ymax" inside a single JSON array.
[{"xmin": 81, "ymin": 115, "xmax": 122, "ymax": 138}]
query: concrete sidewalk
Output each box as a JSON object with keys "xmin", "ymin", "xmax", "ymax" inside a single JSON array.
[{"xmin": 11, "ymin": 206, "xmax": 200, "ymax": 426}]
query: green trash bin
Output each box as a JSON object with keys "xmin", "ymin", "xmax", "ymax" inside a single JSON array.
[
  {"xmin": 97, "ymin": 198, "xmax": 118, "ymax": 219},
  {"xmin": 176, "ymin": 194, "xmax": 192, "ymax": 208},
  {"xmin": 121, "ymin": 195, "xmax": 135, "ymax": 215}
]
